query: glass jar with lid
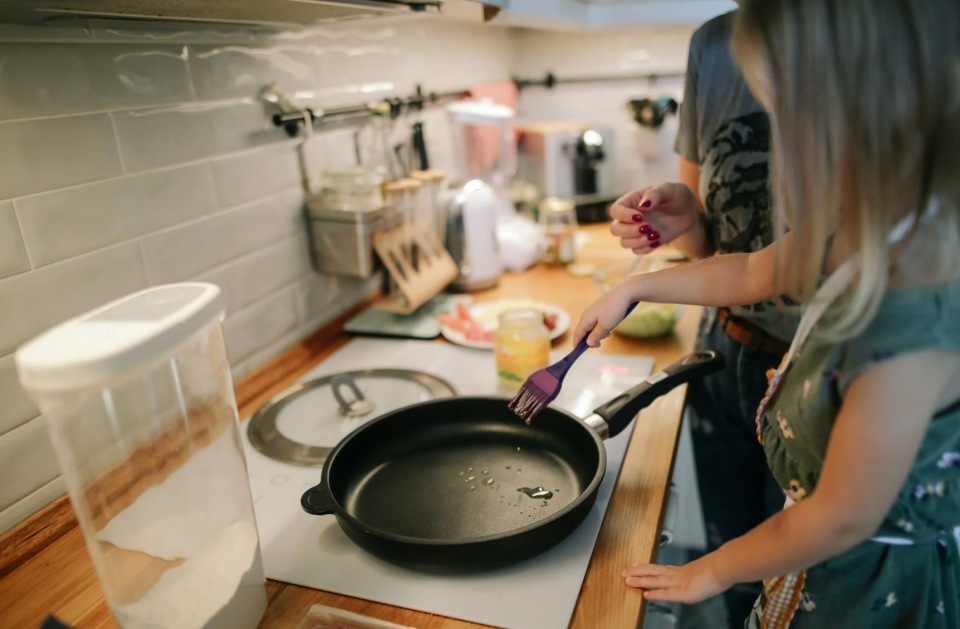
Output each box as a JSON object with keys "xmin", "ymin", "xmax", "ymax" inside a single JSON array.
[
  {"xmin": 539, "ymin": 197, "xmax": 578, "ymax": 266},
  {"xmin": 494, "ymin": 309, "xmax": 550, "ymax": 390},
  {"xmin": 318, "ymin": 166, "xmax": 384, "ymax": 213}
]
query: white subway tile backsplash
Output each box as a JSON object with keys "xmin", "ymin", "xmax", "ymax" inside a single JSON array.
[
  {"xmin": 0, "ymin": 43, "xmax": 194, "ymax": 122},
  {"xmin": 197, "ymin": 234, "xmax": 311, "ymax": 315},
  {"xmin": 141, "ymin": 188, "xmax": 304, "ymax": 285},
  {"xmin": 210, "ymin": 143, "xmax": 302, "ymax": 208},
  {"xmin": 0, "ymin": 476, "xmax": 65, "ymax": 536},
  {"xmin": 222, "ymin": 286, "xmax": 299, "ymax": 365},
  {"xmin": 111, "ymin": 101, "xmax": 290, "ymax": 173},
  {"xmin": 0, "ymin": 201, "xmax": 30, "ymax": 279},
  {"xmin": 189, "ymin": 43, "xmax": 317, "ymax": 101},
  {"xmin": 293, "ymin": 272, "xmax": 380, "ymax": 330},
  {"xmin": 0, "ymin": 416, "xmax": 60, "ymax": 513},
  {"xmin": 15, "ymin": 163, "xmax": 218, "ymax": 268},
  {"xmin": 0, "ymin": 242, "xmax": 148, "ymax": 356},
  {"xmin": 0, "ymin": 353, "xmax": 39, "ymax": 436},
  {"xmin": 0, "ymin": 114, "xmax": 122, "ymax": 200}
]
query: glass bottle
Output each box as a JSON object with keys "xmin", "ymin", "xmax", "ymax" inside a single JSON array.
[
  {"xmin": 539, "ymin": 197, "xmax": 578, "ymax": 266},
  {"xmin": 494, "ymin": 309, "xmax": 550, "ymax": 390}
]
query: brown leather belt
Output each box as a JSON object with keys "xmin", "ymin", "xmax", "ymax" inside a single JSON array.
[{"xmin": 717, "ymin": 308, "xmax": 790, "ymax": 356}]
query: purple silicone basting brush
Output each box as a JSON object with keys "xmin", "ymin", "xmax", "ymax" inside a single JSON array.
[{"xmin": 509, "ymin": 302, "xmax": 637, "ymax": 424}]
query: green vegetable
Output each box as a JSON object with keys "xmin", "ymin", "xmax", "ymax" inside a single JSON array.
[{"xmin": 614, "ymin": 303, "xmax": 679, "ymax": 338}]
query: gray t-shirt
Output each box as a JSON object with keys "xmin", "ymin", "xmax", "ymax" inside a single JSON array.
[{"xmin": 675, "ymin": 11, "xmax": 797, "ymax": 342}]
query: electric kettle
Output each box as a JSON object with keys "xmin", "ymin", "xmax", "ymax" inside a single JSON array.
[{"xmin": 443, "ymin": 180, "xmax": 504, "ymax": 292}]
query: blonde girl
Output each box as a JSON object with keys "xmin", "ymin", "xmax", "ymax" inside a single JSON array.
[{"xmin": 574, "ymin": 0, "xmax": 960, "ymax": 626}]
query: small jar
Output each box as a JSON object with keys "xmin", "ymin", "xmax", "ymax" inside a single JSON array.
[
  {"xmin": 318, "ymin": 167, "xmax": 384, "ymax": 213},
  {"xmin": 494, "ymin": 309, "xmax": 550, "ymax": 390},
  {"xmin": 539, "ymin": 197, "xmax": 578, "ymax": 266}
]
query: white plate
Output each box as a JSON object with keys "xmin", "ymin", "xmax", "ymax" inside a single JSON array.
[{"xmin": 439, "ymin": 299, "xmax": 571, "ymax": 350}]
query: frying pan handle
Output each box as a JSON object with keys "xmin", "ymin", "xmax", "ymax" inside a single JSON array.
[
  {"xmin": 592, "ymin": 351, "xmax": 725, "ymax": 437},
  {"xmin": 301, "ymin": 482, "xmax": 338, "ymax": 516}
]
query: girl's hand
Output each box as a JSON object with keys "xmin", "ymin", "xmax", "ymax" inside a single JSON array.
[
  {"xmin": 622, "ymin": 558, "xmax": 728, "ymax": 604},
  {"xmin": 573, "ymin": 281, "xmax": 638, "ymax": 348},
  {"xmin": 609, "ymin": 183, "xmax": 699, "ymax": 254}
]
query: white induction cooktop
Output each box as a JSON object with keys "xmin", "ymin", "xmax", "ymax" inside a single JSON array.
[{"xmin": 241, "ymin": 339, "xmax": 654, "ymax": 629}]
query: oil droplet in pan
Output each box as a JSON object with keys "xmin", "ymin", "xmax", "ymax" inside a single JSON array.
[
  {"xmin": 481, "ymin": 470, "xmax": 489, "ymax": 476},
  {"xmin": 482, "ymin": 477, "xmax": 495, "ymax": 487},
  {"xmin": 463, "ymin": 476, "xmax": 476, "ymax": 483},
  {"xmin": 470, "ymin": 486, "xmax": 476, "ymax": 491},
  {"xmin": 517, "ymin": 487, "xmax": 553, "ymax": 499}
]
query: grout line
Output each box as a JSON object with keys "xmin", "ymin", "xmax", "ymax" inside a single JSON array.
[
  {"xmin": 137, "ymin": 241, "xmax": 154, "ymax": 286},
  {"xmin": 222, "ymin": 275, "xmax": 301, "ymax": 324},
  {"xmin": 107, "ymin": 112, "xmax": 128, "ymax": 176},
  {"xmin": 193, "ymin": 231, "xmax": 307, "ymax": 283},
  {"xmin": 8, "ymin": 199, "xmax": 36, "ymax": 270},
  {"xmin": 0, "ymin": 412, "xmax": 44, "ymax": 445},
  {"xmin": 9, "ymin": 140, "xmax": 301, "ymax": 207},
  {"xmin": 182, "ymin": 44, "xmax": 200, "ymax": 102}
]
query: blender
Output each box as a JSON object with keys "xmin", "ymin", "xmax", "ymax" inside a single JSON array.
[{"xmin": 443, "ymin": 99, "xmax": 516, "ymax": 291}]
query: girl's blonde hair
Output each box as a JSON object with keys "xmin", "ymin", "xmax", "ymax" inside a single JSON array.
[{"xmin": 732, "ymin": 0, "xmax": 960, "ymax": 341}]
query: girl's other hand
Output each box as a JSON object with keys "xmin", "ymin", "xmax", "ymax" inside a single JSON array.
[
  {"xmin": 573, "ymin": 282, "xmax": 637, "ymax": 348},
  {"xmin": 622, "ymin": 558, "xmax": 728, "ymax": 605},
  {"xmin": 609, "ymin": 183, "xmax": 699, "ymax": 254}
]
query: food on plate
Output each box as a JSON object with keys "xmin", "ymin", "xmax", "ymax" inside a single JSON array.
[
  {"xmin": 614, "ymin": 303, "xmax": 680, "ymax": 338},
  {"xmin": 439, "ymin": 300, "xmax": 559, "ymax": 343},
  {"xmin": 438, "ymin": 302, "xmax": 495, "ymax": 343}
]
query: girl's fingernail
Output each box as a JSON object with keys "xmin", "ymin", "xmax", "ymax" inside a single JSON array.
[
  {"xmin": 647, "ymin": 231, "xmax": 660, "ymax": 241},
  {"xmin": 650, "ymin": 241, "xmax": 660, "ymax": 249},
  {"xmin": 632, "ymin": 214, "xmax": 643, "ymax": 222},
  {"xmin": 639, "ymin": 224, "xmax": 652, "ymax": 234},
  {"xmin": 639, "ymin": 200, "xmax": 652, "ymax": 209}
]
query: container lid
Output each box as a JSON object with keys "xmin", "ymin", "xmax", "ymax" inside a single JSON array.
[
  {"xmin": 321, "ymin": 166, "xmax": 383, "ymax": 191},
  {"xmin": 16, "ymin": 283, "xmax": 225, "ymax": 392},
  {"xmin": 382, "ymin": 178, "xmax": 423, "ymax": 196},
  {"xmin": 247, "ymin": 369, "xmax": 456, "ymax": 467},
  {"xmin": 446, "ymin": 99, "xmax": 514, "ymax": 126}
]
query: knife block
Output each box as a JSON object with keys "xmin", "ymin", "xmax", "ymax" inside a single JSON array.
[{"xmin": 373, "ymin": 225, "xmax": 458, "ymax": 315}]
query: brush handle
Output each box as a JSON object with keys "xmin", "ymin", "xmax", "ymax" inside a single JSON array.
[{"xmin": 546, "ymin": 302, "xmax": 639, "ymax": 381}]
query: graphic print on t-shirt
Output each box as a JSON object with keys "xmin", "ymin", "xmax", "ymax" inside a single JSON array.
[{"xmin": 703, "ymin": 111, "xmax": 773, "ymax": 256}]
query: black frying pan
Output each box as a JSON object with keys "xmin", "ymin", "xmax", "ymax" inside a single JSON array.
[{"xmin": 301, "ymin": 350, "xmax": 723, "ymax": 573}]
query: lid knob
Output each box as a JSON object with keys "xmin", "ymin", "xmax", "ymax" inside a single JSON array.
[{"xmin": 331, "ymin": 375, "xmax": 375, "ymax": 418}]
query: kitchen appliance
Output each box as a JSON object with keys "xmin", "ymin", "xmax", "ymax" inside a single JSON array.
[
  {"xmin": 443, "ymin": 180, "xmax": 504, "ymax": 291},
  {"xmin": 242, "ymin": 339, "xmax": 658, "ymax": 629},
  {"xmin": 301, "ymin": 351, "xmax": 722, "ymax": 572},
  {"xmin": 15, "ymin": 283, "xmax": 266, "ymax": 629},
  {"xmin": 516, "ymin": 121, "xmax": 619, "ymax": 224}
]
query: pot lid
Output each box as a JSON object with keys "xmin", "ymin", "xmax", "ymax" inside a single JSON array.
[{"xmin": 247, "ymin": 369, "xmax": 456, "ymax": 467}]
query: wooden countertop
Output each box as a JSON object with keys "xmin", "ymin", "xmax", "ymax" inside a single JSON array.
[{"xmin": 0, "ymin": 223, "xmax": 701, "ymax": 629}]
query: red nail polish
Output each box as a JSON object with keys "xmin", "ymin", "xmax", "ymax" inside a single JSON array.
[
  {"xmin": 639, "ymin": 200, "xmax": 652, "ymax": 209},
  {"xmin": 639, "ymin": 224, "xmax": 652, "ymax": 234},
  {"xmin": 650, "ymin": 241, "xmax": 660, "ymax": 249},
  {"xmin": 647, "ymin": 231, "xmax": 660, "ymax": 241},
  {"xmin": 632, "ymin": 214, "xmax": 643, "ymax": 222}
]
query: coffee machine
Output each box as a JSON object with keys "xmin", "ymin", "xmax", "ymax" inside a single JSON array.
[{"xmin": 516, "ymin": 121, "xmax": 618, "ymax": 223}]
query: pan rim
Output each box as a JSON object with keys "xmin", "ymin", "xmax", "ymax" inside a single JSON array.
[{"xmin": 317, "ymin": 395, "xmax": 609, "ymax": 546}]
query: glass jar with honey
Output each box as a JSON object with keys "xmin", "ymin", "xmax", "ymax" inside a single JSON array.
[{"xmin": 494, "ymin": 309, "xmax": 550, "ymax": 390}]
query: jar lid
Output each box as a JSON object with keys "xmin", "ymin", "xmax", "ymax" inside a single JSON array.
[
  {"xmin": 539, "ymin": 196, "xmax": 576, "ymax": 213},
  {"xmin": 321, "ymin": 166, "xmax": 383, "ymax": 190},
  {"xmin": 382, "ymin": 178, "xmax": 423, "ymax": 195},
  {"xmin": 16, "ymin": 283, "xmax": 224, "ymax": 392},
  {"xmin": 247, "ymin": 369, "xmax": 456, "ymax": 467}
]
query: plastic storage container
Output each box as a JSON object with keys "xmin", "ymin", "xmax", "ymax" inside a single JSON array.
[{"xmin": 15, "ymin": 283, "xmax": 267, "ymax": 629}]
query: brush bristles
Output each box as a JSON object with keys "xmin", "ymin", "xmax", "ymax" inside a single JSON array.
[{"xmin": 508, "ymin": 381, "xmax": 551, "ymax": 424}]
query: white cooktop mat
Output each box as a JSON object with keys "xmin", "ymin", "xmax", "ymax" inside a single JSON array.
[{"xmin": 242, "ymin": 339, "xmax": 654, "ymax": 629}]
